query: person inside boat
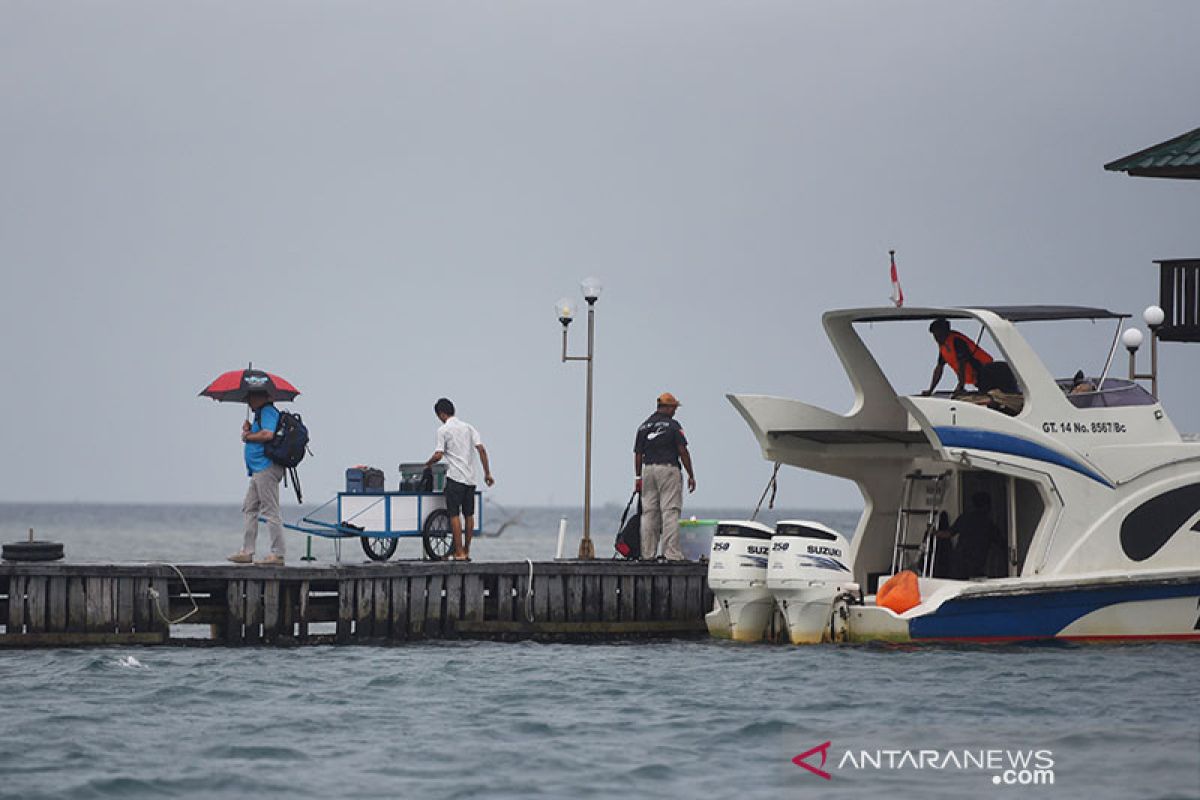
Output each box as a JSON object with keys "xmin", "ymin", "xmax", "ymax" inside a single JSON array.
[
  {"xmin": 947, "ymin": 492, "xmax": 1004, "ymax": 580},
  {"xmin": 921, "ymin": 318, "xmax": 1018, "ymax": 396}
]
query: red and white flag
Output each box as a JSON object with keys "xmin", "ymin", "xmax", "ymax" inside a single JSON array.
[{"xmin": 889, "ymin": 250, "xmax": 904, "ymax": 307}]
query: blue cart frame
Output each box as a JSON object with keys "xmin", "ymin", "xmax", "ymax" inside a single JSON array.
[{"xmin": 282, "ymin": 490, "xmax": 484, "ymax": 561}]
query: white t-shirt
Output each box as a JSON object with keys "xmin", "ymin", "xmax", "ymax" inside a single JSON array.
[{"xmin": 435, "ymin": 416, "xmax": 483, "ymax": 485}]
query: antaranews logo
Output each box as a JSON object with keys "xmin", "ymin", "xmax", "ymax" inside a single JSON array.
[{"xmin": 793, "ymin": 743, "xmax": 1055, "ymax": 786}]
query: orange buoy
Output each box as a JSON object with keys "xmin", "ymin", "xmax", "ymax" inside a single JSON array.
[{"xmin": 876, "ymin": 570, "xmax": 921, "ymax": 614}]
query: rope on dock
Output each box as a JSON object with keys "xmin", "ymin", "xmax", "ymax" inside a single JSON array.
[
  {"xmin": 146, "ymin": 562, "xmax": 200, "ymax": 625},
  {"xmin": 524, "ymin": 559, "xmax": 535, "ymax": 623}
]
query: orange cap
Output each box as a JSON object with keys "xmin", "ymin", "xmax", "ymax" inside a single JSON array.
[{"xmin": 656, "ymin": 392, "xmax": 681, "ymax": 407}]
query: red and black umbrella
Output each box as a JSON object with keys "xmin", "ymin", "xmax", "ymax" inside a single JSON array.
[{"xmin": 199, "ymin": 367, "xmax": 300, "ymax": 403}]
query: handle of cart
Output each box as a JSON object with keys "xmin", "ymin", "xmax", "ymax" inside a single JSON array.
[{"xmin": 278, "ymin": 490, "xmax": 484, "ymax": 561}]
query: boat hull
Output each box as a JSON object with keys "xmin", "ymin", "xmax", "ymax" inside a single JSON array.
[{"xmin": 848, "ymin": 574, "xmax": 1200, "ymax": 643}]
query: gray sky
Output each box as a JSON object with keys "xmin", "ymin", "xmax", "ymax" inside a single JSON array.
[{"xmin": 2, "ymin": 1, "xmax": 1198, "ymax": 510}]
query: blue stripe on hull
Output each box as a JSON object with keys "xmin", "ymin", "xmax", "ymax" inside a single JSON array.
[
  {"xmin": 909, "ymin": 581, "xmax": 1200, "ymax": 640},
  {"xmin": 931, "ymin": 427, "xmax": 1112, "ymax": 487}
]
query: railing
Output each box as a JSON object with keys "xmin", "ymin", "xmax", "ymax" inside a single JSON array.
[{"xmin": 1157, "ymin": 259, "xmax": 1200, "ymax": 343}]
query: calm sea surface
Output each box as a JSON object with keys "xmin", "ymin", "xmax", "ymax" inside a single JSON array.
[{"xmin": 0, "ymin": 504, "xmax": 1197, "ymax": 800}]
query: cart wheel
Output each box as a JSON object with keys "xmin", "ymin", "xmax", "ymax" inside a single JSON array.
[
  {"xmin": 422, "ymin": 509, "xmax": 453, "ymax": 561},
  {"xmin": 360, "ymin": 535, "xmax": 398, "ymax": 562}
]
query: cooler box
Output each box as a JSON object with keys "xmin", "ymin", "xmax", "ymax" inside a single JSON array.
[
  {"xmin": 399, "ymin": 462, "xmax": 447, "ymax": 492},
  {"xmin": 679, "ymin": 519, "xmax": 718, "ymax": 561},
  {"xmin": 345, "ymin": 467, "xmax": 385, "ymax": 494}
]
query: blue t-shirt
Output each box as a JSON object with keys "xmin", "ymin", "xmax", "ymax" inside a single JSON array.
[{"xmin": 245, "ymin": 405, "xmax": 280, "ymax": 475}]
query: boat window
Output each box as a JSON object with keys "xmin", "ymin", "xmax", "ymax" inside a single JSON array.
[{"xmin": 1056, "ymin": 377, "xmax": 1157, "ymax": 409}]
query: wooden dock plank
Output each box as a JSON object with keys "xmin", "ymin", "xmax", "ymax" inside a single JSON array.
[
  {"xmin": 263, "ymin": 581, "xmax": 281, "ymax": 642},
  {"xmin": 582, "ymin": 574, "xmax": 601, "ymax": 622},
  {"xmin": 26, "ymin": 576, "xmax": 46, "ymax": 634},
  {"xmin": 407, "ymin": 576, "xmax": 426, "ymax": 637},
  {"xmin": 337, "ymin": 580, "xmax": 354, "ymax": 643},
  {"xmin": 444, "ymin": 573, "xmax": 463, "ymax": 631},
  {"xmin": 653, "ymin": 575, "xmax": 671, "ymax": 622},
  {"xmin": 547, "ymin": 575, "xmax": 566, "ymax": 622},
  {"xmin": 390, "ymin": 577, "xmax": 408, "ymax": 641},
  {"xmin": 635, "ymin": 575, "xmax": 654, "ymax": 621},
  {"xmin": 8, "ymin": 576, "xmax": 25, "ymax": 634},
  {"xmin": 424, "ymin": 573, "xmax": 445, "ymax": 637},
  {"xmin": 48, "ymin": 577, "xmax": 67, "ymax": 632},
  {"xmin": 373, "ymin": 579, "xmax": 390, "ymax": 638},
  {"xmin": 132, "ymin": 578, "xmax": 150, "ymax": 632},
  {"xmin": 601, "ymin": 575, "xmax": 619, "ymax": 622},
  {"xmin": 566, "ymin": 575, "xmax": 584, "ymax": 621},
  {"xmin": 534, "ymin": 574, "xmax": 551, "ymax": 622},
  {"xmin": 67, "ymin": 577, "xmax": 85, "ymax": 633},
  {"xmin": 226, "ymin": 580, "xmax": 244, "ymax": 645},
  {"xmin": 670, "ymin": 575, "xmax": 689, "ymax": 620},
  {"xmin": 462, "ymin": 574, "xmax": 484, "ymax": 623},
  {"xmin": 495, "ymin": 574, "xmax": 513, "ymax": 622},
  {"xmin": 115, "ymin": 578, "xmax": 134, "ymax": 632},
  {"xmin": 620, "ymin": 574, "xmax": 635, "ymax": 622},
  {"xmin": 355, "ymin": 579, "xmax": 374, "ymax": 639},
  {"xmin": 298, "ymin": 580, "xmax": 311, "ymax": 641}
]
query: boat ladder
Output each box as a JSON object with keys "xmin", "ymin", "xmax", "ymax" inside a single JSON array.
[{"xmin": 890, "ymin": 470, "xmax": 950, "ymax": 576}]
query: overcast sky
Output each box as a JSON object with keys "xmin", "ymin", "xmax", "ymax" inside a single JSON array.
[{"xmin": 2, "ymin": 1, "xmax": 1197, "ymax": 512}]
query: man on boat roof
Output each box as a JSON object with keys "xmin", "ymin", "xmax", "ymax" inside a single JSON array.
[{"xmin": 921, "ymin": 317, "xmax": 1018, "ymax": 396}]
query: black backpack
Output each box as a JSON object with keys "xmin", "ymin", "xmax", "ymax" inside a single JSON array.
[
  {"xmin": 614, "ymin": 491, "xmax": 642, "ymax": 560},
  {"xmin": 261, "ymin": 409, "xmax": 310, "ymax": 468}
]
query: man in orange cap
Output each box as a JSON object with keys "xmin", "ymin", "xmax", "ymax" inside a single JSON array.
[{"xmin": 634, "ymin": 392, "xmax": 697, "ymax": 560}]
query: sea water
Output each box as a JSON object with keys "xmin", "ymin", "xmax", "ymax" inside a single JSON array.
[{"xmin": 0, "ymin": 504, "xmax": 1196, "ymax": 799}]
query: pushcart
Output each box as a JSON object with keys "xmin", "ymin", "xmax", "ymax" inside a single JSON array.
[{"xmin": 281, "ymin": 489, "xmax": 484, "ymax": 561}]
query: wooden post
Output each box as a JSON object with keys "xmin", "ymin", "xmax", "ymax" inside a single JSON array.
[
  {"xmin": 407, "ymin": 576, "xmax": 425, "ymax": 637},
  {"xmin": 48, "ymin": 577, "xmax": 67, "ymax": 633},
  {"xmin": 337, "ymin": 579, "xmax": 354, "ymax": 643},
  {"xmin": 462, "ymin": 574, "xmax": 484, "ymax": 623},
  {"xmin": 226, "ymin": 580, "xmax": 245, "ymax": 645},
  {"xmin": 601, "ymin": 575, "xmax": 619, "ymax": 622},
  {"xmin": 373, "ymin": 579, "xmax": 390, "ymax": 639},
  {"xmin": 116, "ymin": 578, "xmax": 135, "ymax": 632},
  {"xmin": 619, "ymin": 574, "xmax": 635, "ymax": 622},
  {"xmin": 26, "ymin": 577, "xmax": 46, "ymax": 634},
  {"xmin": 8, "ymin": 576, "xmax": 25, "ymax": 634},
  {"xmin": 298, "ymin": 580, "xmax": 311, "ymax": 641},
  {"xmin": 424, "ymin": 573, "xmax": 445, "ymax": 637},
  {"xmin": 263, "ymin": 581, "xmax": 281, "ymax": 643},
  {"xmin": 67, "ymin": 577, "xmax": 86, "ymax": 633},
  {"xmin": 390, "ymin": 577, "xmax": 408, "ymax": 641}
]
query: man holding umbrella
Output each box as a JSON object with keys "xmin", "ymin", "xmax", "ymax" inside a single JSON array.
[
  {"xmin": 231, "ymin": 390, "xmax": 287, "ymax": 564},
  {"xmin": 201, "ymin": 367, "xmax": 299, "ymax": 566}
]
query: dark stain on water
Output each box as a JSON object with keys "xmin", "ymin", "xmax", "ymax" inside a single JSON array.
[{"xmin": 0, "ymin": 641, "xmax": 1197, "ymax": 800}]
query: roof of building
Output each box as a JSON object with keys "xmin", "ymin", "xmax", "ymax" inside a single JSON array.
[{"xmin": 1105, "ymin": 126, "xmax": 1200, "ymax": 179}]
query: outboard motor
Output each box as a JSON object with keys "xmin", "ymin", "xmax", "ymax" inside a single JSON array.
[
  {"xmin": 768, "ymin": 520, "xmax": 859, "ymax": 644},
  {"xmin": 705, "ymin": 520, "xmax": 775, "ymax": 641}
]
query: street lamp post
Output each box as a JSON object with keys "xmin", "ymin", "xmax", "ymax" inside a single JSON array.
[
  {"xmin": 1124, "ymin": 305, "xmax": 1165, "ymax": 398},
  {"xmin": 557, "ymin": 277, "xmax": 603, "ymax": 559}
]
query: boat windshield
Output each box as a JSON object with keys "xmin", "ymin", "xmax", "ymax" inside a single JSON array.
[{"xmin": 852, "ymin": 316, "xmax": 1155, "ymax": 409}]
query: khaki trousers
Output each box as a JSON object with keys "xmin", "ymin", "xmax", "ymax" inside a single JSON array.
[
  {"xmin": 640, "ymin": 463, "xmax": 684, "ymax": 560},
  {"xmin": 242, "ymin": 463, "xmax": 286, "ymax": 556}
]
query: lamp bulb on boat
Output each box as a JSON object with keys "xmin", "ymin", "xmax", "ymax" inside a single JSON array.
[
  {"xmin": 1122, "ymin": 327, "xmax": 1144, "ymax": 351},
  {"xmin": 1143, "ymin": 305, "xmax": 1165, "ymax": 328}
]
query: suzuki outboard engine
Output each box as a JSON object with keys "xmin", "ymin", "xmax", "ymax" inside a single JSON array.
[
  {"xmin": 768, "ymin": 520, "xmax": 858, "ymax": 644},
  {"xmin": 705, "ymin": 520, "xmax": 775, "ymax": 641}
]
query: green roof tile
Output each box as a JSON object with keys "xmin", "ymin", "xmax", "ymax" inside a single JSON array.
[{"xmin": 1105, "ymin": 126, "xmax": 1200, "ymax": 179}]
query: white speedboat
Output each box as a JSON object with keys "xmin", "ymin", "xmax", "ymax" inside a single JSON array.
[{"xmin": 725, "ymin": 304, "xmax": 1200, "ymax": 643}]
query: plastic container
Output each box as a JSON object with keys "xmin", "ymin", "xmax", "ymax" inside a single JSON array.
[
  {"xmin": 679, "ymin": 518, "xmax": 718, "ymax": 561},
  {"xmin": 345, "ymin": 467, "xmax": 385, "ymax": 494},
  {"xmin": 398, "ymin": 462, "xmax": 447, "ymax": 492}
]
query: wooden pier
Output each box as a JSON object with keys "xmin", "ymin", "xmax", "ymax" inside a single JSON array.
[{"xmin": 0, "ymin": 561, "xmax": 711, "ymax": 647}]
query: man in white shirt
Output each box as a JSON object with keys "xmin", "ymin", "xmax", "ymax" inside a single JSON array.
[{"xmin": 424, "ymin": 397, "xmax": 495, "ymax": 561}]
